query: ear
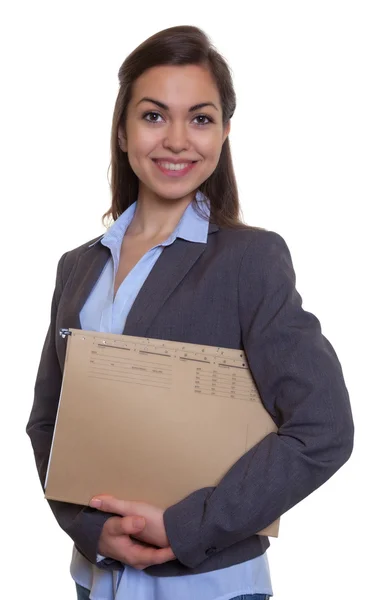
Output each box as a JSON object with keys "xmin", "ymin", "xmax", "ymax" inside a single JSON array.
[
  {"xmin": 118, "ymin": 124, "xmax": 127, "ymax": 152},
  {"xmin": 222, "ymin": 120, "xmax": 231, "ymax": 144}
]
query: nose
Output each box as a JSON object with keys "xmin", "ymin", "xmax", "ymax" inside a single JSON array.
[{"xmin": 163, "ymin": 121, "xmax": 190, "ymax": 152}]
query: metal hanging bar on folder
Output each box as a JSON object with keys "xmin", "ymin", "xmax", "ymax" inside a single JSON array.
[{"xmin": 59, "ymin": 329, "xmax": 72, "ymax": 338}]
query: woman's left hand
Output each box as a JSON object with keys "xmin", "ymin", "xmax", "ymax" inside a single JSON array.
[{"xmin": 89, "ymin": 495, "xmax": 175, "ymax": 555}]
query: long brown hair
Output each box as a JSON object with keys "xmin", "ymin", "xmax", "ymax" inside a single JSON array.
[{"xmin": 104, "ymin": 25, "xmax": 250, "ymax": 229}]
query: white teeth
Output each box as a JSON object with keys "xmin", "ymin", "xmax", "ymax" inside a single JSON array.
[{"xmin": 157, "ymin": 161, "xmax": 191, "ymax": 171}]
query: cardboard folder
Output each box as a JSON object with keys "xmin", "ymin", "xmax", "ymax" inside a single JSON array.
[{"xmin": 45, "ymin": 328, "xmax": 280, "ymax": 537}]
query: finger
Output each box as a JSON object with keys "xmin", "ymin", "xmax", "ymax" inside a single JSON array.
[
  {"xmin": 129, "ymin": 544, "xmax": 176, "ymax": 567},
  {"xmin": 151, "ymin": 547, "xmax": 176, "ymax": 564},
  {"xmin": 108, "ymin": 516, "xmax": 145, "ymax": 537},
  {"xmin": 120, "ymin": 516, "xmax": 146, "ymax": 535},
  {"xmin": 89, "ymin": 495, "xmax": 132, "ymax": 516},
  {"xmin": 105, "ymin": 517, "xmax": 123, "ymax": 537}
]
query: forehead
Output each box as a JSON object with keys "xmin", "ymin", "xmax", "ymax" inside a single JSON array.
[{"xmin": 131, "ymin": 64, "xmax": 220, "ymax": 108}]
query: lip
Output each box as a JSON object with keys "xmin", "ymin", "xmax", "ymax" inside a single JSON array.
[{"xmin": 152, "ymin": 159, "xmax": 198, "ymax": 178}]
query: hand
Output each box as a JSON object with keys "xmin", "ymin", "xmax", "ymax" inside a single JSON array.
[
  {"xmin": 95, "ymin": 513, "xmax": 175, "ymax": 570},
  {"xmin": 90, "ymin": 495, "xmax": 176, "ymax": 569}
]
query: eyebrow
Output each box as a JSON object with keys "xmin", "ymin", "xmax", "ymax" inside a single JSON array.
[{"xmin": 136, "ymin": 97, "xmax": 219, "ymax": 112}]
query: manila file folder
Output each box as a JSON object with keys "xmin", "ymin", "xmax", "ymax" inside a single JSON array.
[{"xmin": 45, "ymin": 328, "xmax": 280, "ymax": 537}]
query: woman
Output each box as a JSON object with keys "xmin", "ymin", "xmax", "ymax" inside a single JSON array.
[{"xmin": 26, "ymin": 25, "xmax": 354, "ymax": 600}]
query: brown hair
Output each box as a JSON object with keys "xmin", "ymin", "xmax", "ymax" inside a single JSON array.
[{"xmin": 104, "ymin": 25, "xmax": 250, "ymax": 229}]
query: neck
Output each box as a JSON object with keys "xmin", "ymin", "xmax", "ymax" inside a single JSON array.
[{"xmin": 127, "ymin": 187, "xmax": 197, "ymax": 239}]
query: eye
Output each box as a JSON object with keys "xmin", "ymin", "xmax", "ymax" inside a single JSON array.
[
  {"xmin": 143, "ymin": 111, "xmax": 164, "ymax": 124},
  {"xmin": 193, "ymin": 115, "xmax": 213, "ymax": 126},
  {"xmin": 142, "ymin": 112, "xmax": 213, "ymax": 126}
]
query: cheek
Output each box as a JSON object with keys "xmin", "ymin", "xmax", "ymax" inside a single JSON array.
[
  {"xmin": 127, "ymin": 120, "xmax": 158, "ymax": 154},
  {"xmin": 128, "ymin": 129, "xmax": 155, "ymax": 156},
  {"xmin": 196, "ymin": 133, "xmax": 225, "ymax": 158}
]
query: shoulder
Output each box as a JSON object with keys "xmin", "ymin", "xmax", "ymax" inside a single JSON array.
[
  {"xmin": 214, "ymin": 226, "xmax": 296, "ymax": 294},
  {"xmin": 63, "ymin": 234, "xmax": 103, "ymax": 258},
  {"xmin": 56, "ymin": 234, "xmax": 104, "ymax": 285},
  {"xmin": 215, "ymin": 224, "xmax": 291, "ymax": 262}
]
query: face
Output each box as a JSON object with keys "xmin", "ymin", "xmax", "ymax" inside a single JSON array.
[{"xmin": 118, "ymin": 64, "xmax": 230, "ymax": 205}]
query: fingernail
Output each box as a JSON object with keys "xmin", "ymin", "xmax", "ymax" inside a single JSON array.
[
  {"xmin": 89, "ymin": 498, "xmax": 102, "ymax": 508},
  {"xmin": 133, "ymin": 517, "xmax": 145, "ymax": 528}
]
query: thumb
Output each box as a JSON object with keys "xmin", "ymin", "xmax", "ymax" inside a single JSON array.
[
  {"xmin": 133, "ymin": 517, "xmax": 145, "ymax": 529},
  {"xmin": 119, "ymin": 515, "xmax": 146, "ymax": 535}
]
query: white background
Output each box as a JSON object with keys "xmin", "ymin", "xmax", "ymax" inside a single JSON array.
[{"xmin": 1, "ymin": 1, "xmax": 381, "ymax": 599}]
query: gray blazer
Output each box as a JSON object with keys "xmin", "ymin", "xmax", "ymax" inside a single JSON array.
[{"xmin": 26, "ymin": 222, "xmax": 354, "ymax": 577}]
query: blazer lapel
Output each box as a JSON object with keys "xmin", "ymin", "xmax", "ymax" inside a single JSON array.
[
  {"xmin": 63, "ymin": 243, "xmax": 110, "ymax": 330},
  {"xmin": 122, "ymin": 222, "xmax": 219, "ymax": 337}
]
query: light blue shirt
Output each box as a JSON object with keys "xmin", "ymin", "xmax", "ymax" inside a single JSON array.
[{"xmin": 71, "ymin": 190, "xmax": 273, "ymax": 599}]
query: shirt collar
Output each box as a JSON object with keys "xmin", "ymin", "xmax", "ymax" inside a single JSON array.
[{"xmin": 89, "ymin": 190, "xmax": 210, "ymax": 250}]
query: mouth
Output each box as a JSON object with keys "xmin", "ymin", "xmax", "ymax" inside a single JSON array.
[{"xmin": 152, "ymin": 159, "xmax": 198, "ymax": 178}]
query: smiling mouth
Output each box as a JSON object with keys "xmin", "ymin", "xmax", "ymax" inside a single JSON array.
[
  {"xmin": 152, "ymin": 159, "xmax": 198, "ymax": 165},
  {"xmin": 151, "ymin": 159, "xmax": 199, "ymax": 177}
]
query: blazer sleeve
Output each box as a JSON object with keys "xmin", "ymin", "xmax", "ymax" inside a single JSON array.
[
  {"xmin": 26, "ymin": 252, "xmax": 120, "ymax": 570},
  {"xmin": 163, "ymin": 231, "xmax": 354, "ymax": 569}
]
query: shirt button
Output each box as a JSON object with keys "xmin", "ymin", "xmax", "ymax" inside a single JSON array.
[{"xmin": 205, "ymin": 547, "xmax": 217, "ymax": 556}]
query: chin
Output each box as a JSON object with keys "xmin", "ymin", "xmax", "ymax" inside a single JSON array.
[
  {"xmin": 153, "ymin": 188, "xmax": 197, "ymax": 201},
  {"xmin": 145, "ymin": 178, "xmax": 200, "ymax": 197}
]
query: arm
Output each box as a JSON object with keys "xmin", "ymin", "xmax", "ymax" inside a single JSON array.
[
  {"xmin": 26, "ymin": 252, "xmax": 120, "ymax": 570},
  {"xmin": 163, "ymin": 231, "xmax": 354, "ymax": 568}
]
